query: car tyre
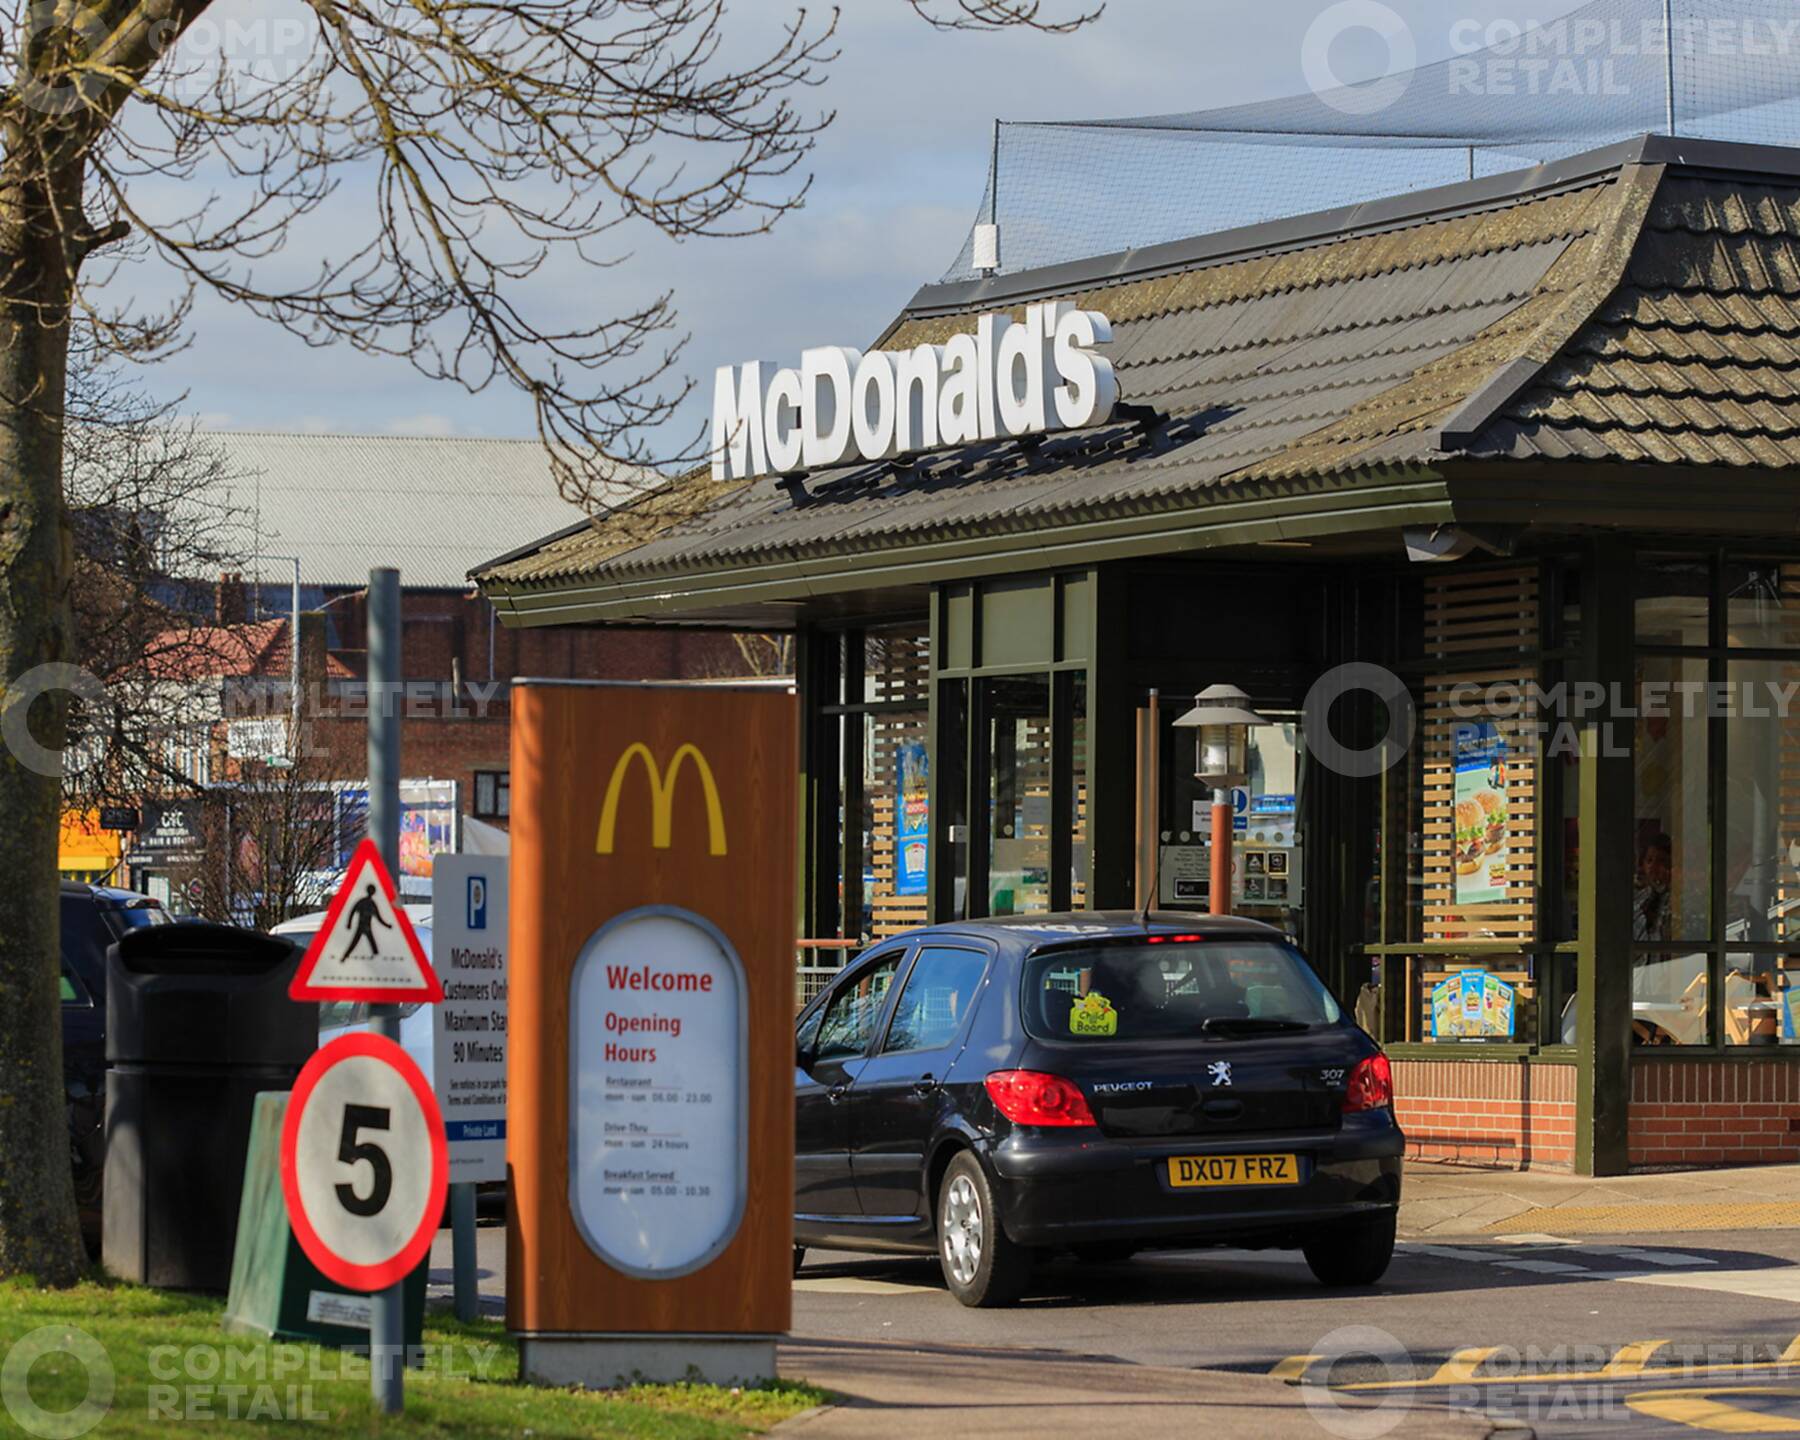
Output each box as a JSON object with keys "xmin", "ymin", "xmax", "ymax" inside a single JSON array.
[
  {"xmin": 1302, "ymin": 1209, "xmax": 1397, "ymax": 1287},
  {"xmin": 937, "ymin": 1152, "xmax": 1029, "ymax": 1308},
  {"xmin": 793, "ymin": 1245, "xmax": 806, "ymax": 1276}
]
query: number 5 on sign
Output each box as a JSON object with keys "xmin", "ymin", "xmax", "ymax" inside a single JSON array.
[{"xmin": 280, "ymin": 1033, "xmax": 448, "ymax": 1293}]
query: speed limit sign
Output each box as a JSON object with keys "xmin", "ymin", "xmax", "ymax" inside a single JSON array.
[{"xmin": 280, "ymin": 1033, "xmax": 448, "ymax": 1292}]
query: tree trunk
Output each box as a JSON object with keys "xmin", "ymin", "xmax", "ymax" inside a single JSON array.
[{"xmin": 0, "ymin": 153, "xmax": 87, "ymax": 1284}]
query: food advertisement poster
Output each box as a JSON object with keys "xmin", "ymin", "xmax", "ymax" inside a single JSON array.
[
  {"xmin": 1453, "ymin": 723, "xmax": 1509, "ymax": 906},
  {"xmin": 1429, "ymin": 968, "xmax": 1516, "ymax": 1039},
  {"xmin": 896, "ymin": 742, "xmax": 929, "ymax": 897}
]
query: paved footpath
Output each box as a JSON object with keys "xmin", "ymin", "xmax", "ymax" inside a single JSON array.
[{"xmin": 1401, "ymin": 1159, "xmax": 1800, "ymax": 1238}]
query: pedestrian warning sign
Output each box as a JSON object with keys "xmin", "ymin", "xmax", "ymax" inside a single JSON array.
[{"xmin": 289, "ymin": 838, "xmax": 443, "ymax": 1002}]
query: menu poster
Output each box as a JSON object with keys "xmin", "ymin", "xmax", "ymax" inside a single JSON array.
[
  {"xmin": 1429, "ymin": 968, "xmax": 1516, "ymax": 1040},
  {"xmin": 1453, "ymin": 724, "xmax": 1509, "ymax": 906},
  {"xmin": 896, "ymin": 742, "xmax": 929, "ymax": 897}
]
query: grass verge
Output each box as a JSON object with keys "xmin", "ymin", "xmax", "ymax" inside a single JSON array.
[{"xmin": 0, "ymin": 1277, "xmax": 827, "ymax": 1438}]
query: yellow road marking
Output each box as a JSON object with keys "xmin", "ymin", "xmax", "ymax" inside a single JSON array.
[
  {"xmin": 1268, "ymin": 1355, "xmax": 1322, "ymax": 1381},
  {"xmin": 1428, "ymin": 1347, "xmax": 1500, "ymax": 1383},
  {"xmin": 1607, "ymin": 1339, "xmax": 1673, "ymax": 1375},
  {"xmin": 1625, "ymin": 1386, "xmax": 1800, "ymax": 1433},
  {"xmin": 1336, "ymin": 1358, "xmax": 1800, "ymax": 1393}
]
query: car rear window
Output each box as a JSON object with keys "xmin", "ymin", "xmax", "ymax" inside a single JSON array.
[{"xmin": 1023, "ymin": 940, "xmax": 1342, "ymax": 1043}]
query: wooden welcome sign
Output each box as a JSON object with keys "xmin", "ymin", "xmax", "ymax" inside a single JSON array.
[{"xmin": 508, "ymin": 681, "xmax": 797, "ymax": 1386}]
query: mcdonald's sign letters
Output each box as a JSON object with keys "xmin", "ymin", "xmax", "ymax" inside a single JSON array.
[{"xmin": 509, "ymin": 681, "xmax": 797, "ymax": 1389}]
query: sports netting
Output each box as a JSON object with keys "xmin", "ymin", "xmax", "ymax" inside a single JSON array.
[{"xmin": 942, "ymin": 0, "xmax": 1800, "ymax": 279}]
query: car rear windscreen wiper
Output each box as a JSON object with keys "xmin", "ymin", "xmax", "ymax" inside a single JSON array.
[{"xmin": 1198, "ymin": 1016, "xmax": 1311, "ymax": 1035}]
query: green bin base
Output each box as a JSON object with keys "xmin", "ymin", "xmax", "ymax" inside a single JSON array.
[{"xmin": 223, "ymin": 1091, "xmax": 428, "ymax": 1354}]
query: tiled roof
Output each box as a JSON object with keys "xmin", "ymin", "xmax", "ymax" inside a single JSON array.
[
  {"xmin": 142, "ymin": 619, "xmax": 356, "ymax": 682},
  {"xmin": 477, "ymin": 135, "xmax": 1800, "ymax": 604},
  {"xmin": 194, "ymin": 431, "xmax": 645, "ymax": 589},
  {"xmin": 1473, "ymin": 175, "xmax": 1800, "ymax": 467}
]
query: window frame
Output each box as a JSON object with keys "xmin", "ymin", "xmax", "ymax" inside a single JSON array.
[
  {"xmin": 1625, "ymin": 544, "xmax": 1800, "ymax": 1054},
  {"xmin": 472, "ymin": 769, "xmax": 511, "ymax": 820},
  {"xmin": 875, "ymin": 942, "xmax": 993, "ymax": 1058},
  {"xmin": 810, "ymin": 944, "xmax": 913, "ymax": 1065}
]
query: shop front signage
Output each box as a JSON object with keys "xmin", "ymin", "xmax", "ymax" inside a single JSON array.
[
  {"xmin": 134, "ymin": 800, "xmax": 205, "ymax": 867},
  {"xmin": 510, "ymin": 681, "xmax": 796, "ymax": 1388},
  {"xmin": 569, "ymin": 906, "xmax": 746, "ymax": 1277},
  {"xmin": 712, "ymin": 302, "xmax": 1118, "ymax": 481}
]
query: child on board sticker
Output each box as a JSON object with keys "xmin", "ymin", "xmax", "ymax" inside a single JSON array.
[{"xmin": 1070, "ymin": 990, "xmax": 1118, "ymax": 1037}]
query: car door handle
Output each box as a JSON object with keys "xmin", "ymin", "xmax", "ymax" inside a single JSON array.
[
  {"xmin": 912, "ymin": 1075, "xmax": 938, "ymax": 1096},
  {"xmin": 827, "ymin": 1084, "xmax": 848, "ymax": 1104}
]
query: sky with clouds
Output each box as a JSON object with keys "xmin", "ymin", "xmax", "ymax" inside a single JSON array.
[{"xmin": 110, "ymin": 0, "xmax": 1581, "ymax": 456}]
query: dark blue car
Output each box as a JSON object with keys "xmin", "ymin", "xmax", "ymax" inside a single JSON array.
[{"xmin": 793, "ymin": 912, "xmax": 1402, "ymax": 1306}]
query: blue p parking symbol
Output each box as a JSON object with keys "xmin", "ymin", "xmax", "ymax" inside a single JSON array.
[{"xmin": 467, "ymin": 875, "xmax": 487, "ymax": 930}]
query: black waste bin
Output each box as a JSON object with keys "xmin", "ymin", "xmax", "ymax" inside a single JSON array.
[{"xmin": 104, "ymin": 923, "xmax": 317, "ymax": 1292}]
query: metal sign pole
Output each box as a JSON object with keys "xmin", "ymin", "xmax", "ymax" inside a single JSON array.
[
  {"xmin": 367, "ymin": 565, "xmax": 404, "ymax": 1414},
  {"xmin": 451, "ymin": 1183, "xmax": 478, "ymax": 1321}
]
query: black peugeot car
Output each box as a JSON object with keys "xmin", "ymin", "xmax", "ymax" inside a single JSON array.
[{"xmin": 793, "ymin": 912, "xmax": 1402, "ymax": 1306}]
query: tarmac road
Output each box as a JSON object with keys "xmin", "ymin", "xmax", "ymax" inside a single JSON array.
[{"xmin": 434, "ymin": 1224, "xmax": 1800, "ymax": 1436}]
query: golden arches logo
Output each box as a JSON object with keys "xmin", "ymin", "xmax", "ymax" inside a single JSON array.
[{"xmin": 595, "ymin": 742, "xmax": 728, "ymax": 857}]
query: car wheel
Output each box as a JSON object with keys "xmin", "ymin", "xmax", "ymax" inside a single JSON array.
[
  {"xmin": 793, "ymin": 1245, "xmax": 806, "ymax": 1277},
  {"xmin": 937, "ymin": 1152, "xmax": 1029, "ymax": 1308},
  {"xmin": 1302, "ymin": 1210, "xmax": 1397, "ymax": 1287}
]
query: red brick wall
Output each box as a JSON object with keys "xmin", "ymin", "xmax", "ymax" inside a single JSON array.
[
  {"xmin": 1392, "ymin": 1059, "xmax": 1576, "ymax": 1169},
  {"xmin": 1629, "ymin": 1059, "xmax": 1800, "ymax": 1167}
]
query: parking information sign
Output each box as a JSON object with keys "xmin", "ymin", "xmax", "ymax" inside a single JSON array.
[
  {"xmin": 280, "ymin": 1032, "xmax": 448, "ymax": 1292},
  {"xmin": 290, "ymin": 838, "xmax": 443, "ymax": 1003},
  {"xmin": 432, "ymin": 855, "xmax": 509, "ymax": 1184}
]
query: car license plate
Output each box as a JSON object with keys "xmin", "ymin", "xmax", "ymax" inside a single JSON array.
[{"xmin": 1167, "ymin": 1154, "xmax": 1299, "ymax": 1188}]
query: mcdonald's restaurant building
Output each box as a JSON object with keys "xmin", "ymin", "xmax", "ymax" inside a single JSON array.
[{"xmin": 480, "ymin": 135, "xmax": 1800, "ymax": 1176}]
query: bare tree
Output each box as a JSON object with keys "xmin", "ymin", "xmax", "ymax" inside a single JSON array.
[
  {"xmin": 61, "ymin": 333, "xmax": 249, "ymax": 808},
  {"xmin": 0, "ymin": 0, "xmax": 1094, "ymax": 1285},
  {"xmin": 725, "ymin": 631, "xmax": 794, "ymax": 679},
  {"xmin": 194, "ymin": 749, "xmax": 339, "ymax": 934}
]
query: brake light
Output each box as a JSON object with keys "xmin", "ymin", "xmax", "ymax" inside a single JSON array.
[
  {"xmin": 985, "ymin": 1070, "xmax": 1097, "ymax": 1128},
  {"xmin": 1344, "ymin": 1053, "xmax": 1393, "ymax": 1113}
]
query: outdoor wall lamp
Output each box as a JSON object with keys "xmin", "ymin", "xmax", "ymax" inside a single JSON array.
[{"xmin": 1174, "ymin": 684, "xmax": 1272, "ymax": 917}]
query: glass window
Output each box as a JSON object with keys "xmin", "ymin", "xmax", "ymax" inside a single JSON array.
[
  {"xmin": 1631, "ymin": 951, "xmax": 1710, "ymax": 1045},
  {"xmin": 883, "ymin": 947, "xmax": 988, "ymax": 1054},
  {"xmin": 473, "ymin": 771, "xmax": 510, "ymax": 820},
  {"xmin": 1067, "ymin": 672, "xmax": 1089, "ymax": 907},
  {"xmin": 1727, "ymin": 560, "xmax": 1800, "ymax": 648},
  {"xmin": 1724, "ymin": 659, "xmax": 1800, "ymax": 945},
  {"xmin": 1635, "ymin": 656, "xmax": 1709, "ymax": 942},
  {"xmin": 985, "ymin": 675, "xmax": 1052, "ymax": 916},
  {"xmin": 1022, "ymin": 940, "xmax": 1341, "ymax": 1044},
  {"xmin": 939, "ymin": 680, "xmax": 968, "ymax": 920},
  {"xmin": 1637, "ymin": 554, "xmax": 1710, "ymax": 646},
  {"xmin": 59, "ymin": 963, "xmax": 84, "ymax": 1005},
  {"xmin": 814, "ymin": 954, "xmax": 903, "ymax": 1062},
  {"xmin": 1724, "ymin": 954, "xmax": 1794, "ymax": 1046}
]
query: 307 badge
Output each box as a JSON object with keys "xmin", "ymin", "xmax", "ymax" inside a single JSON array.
[{"xmin": 1167, "ymin": 1153, "xmax": 1300, "ymax": 1188}]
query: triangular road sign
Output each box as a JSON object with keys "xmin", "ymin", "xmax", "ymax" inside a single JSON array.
[{"xmin": 289, "ymin": 838, "xmax": 443, "ymax": 1002}]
